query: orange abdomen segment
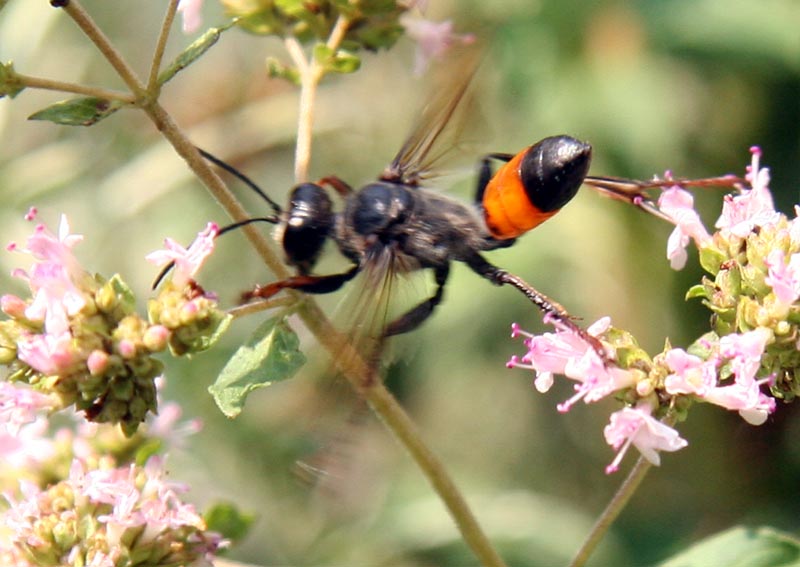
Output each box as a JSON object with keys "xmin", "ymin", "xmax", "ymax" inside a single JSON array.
[{"xmin": 482, "ymin": 149, "xmax": 557, "ymax": 240}]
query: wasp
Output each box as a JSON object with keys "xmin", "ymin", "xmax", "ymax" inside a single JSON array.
[{"xmin": 198, "ymin": 61, "xmax": 734, "ymax": 354}]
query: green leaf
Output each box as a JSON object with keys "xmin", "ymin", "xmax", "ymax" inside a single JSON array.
[
  {"xmin": 204, "ymin": 501, "xmax": 256, "ymax": 542},
  {"xmin": 209, "ymin": 317, "xmax": 306, "ymax": 418},
  {"xmin": 658, "ymin": 526, "xmax": 800, "ymax": 567},
  {"xmin": 685, "ymin": 283, "xmax": 709, "ymax": 300},
  {"xmin": 266, "ymin": 56, "xmax": 300, "ymax": 85},
  {"xmin": 313, "ymin": 44, "xmax": 361, "ymax": 74},
  {"xmin": 158, "ymin": 20, "xmax": 236, "ymax": 86},
  {"xmin": 28, "ymin": 97, "xmax": 125, "ymax": 126},
  {"xmin": 0, "ymin": 61, "xmax": 24, "ymax": 99}
]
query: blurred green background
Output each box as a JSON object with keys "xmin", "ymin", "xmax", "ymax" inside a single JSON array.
[{"xmin": 2, "ymin": 0, "xmax": 800, "ymax": 565}]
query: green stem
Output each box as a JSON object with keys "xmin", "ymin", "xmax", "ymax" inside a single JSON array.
[
  {"xmin": 15, "ymin": 73, "xmax": 135, "ymax": 103},
  {"xmin": 298, "ymin": 302, "xmax": 508, "ymax": 567},
  {"xmin": 568, "ymin": 456, "xmax": 653, "ymax": 567}
]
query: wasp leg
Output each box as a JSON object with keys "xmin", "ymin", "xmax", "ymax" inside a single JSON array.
[
  {"xmin": 465, "ymin": 253, "xmax": 609, "ymax": 360},
  {"xmin": 383, "ymin": 265, "xmax": 450, "ymax": 337},
  {"xmin": 317, "ymin": 175, "xmax": 354, "ymax": 197},
  {"xmin": 474, "ymin": 152, "xmax": 515, "ymax": 205},
  {"xmin": 242, "ymin": 265, "xmax": 360, "ymax": 302}
]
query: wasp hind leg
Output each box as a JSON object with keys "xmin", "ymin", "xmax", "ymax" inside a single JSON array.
[
  {"xmin": 382, "ymin": 265, "xmax": 450, "ymax": 338},
  {"xmin": 465, "ymin": 253, "xmax": 610, "ymax": 360},
  {"xmin": 475, "ymin": 153, "xmax": 514, "ymax": 204},
  {"xmin": 242, "ymin": 265, "xmax": 361, "ymax": 302}
]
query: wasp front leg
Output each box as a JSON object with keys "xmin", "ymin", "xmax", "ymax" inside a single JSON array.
[{"xmin": 242, "ymin": 265, "xmax": 361, "ymax": 303}]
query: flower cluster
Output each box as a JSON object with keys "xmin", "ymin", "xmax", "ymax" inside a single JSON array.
[
  {"xmin": 1, "ymin": 456, "xmax": 225, "ymax": 566},
  {"xmin": 0, "ymin": 215, "xmax": 227, "ymax": 435},
  {"xmin": 509, "ymin": 148, "xmax": 797, "ymax": 473},
  {"xmin": 146, "ymin": 222, "xmax": 231, "ymax": 357}
]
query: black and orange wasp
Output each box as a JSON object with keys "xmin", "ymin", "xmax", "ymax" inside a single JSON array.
[{"xmin": 195, "ymin": 57, "xmax": 737, "ymax": 362}]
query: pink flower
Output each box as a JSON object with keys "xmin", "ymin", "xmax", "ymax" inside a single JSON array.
[
  {"xmin": 765, "ymin": 249, "xmax": 800, "ymax": 305},
  {"xmin": 20, "ymin": 262, "xmax": 86, "ymax": 335},
  {"xmin": 663, "ymin": 348, "xmax": 717, "ymax": 396},
  {"xmin": 1, "ymin": 294, "xmax": 27, "ymax": 318},
  {"xmin": 400, "ymin": 15, "xmax": 475, "ymax": 75},
  {"xmin": 665, "ymin": 330, "xmax": 775, "ymax": 425},
  {"xmin": 0, "ymin": 382, "xmax": 55, "ymax": 435},
  {"xmin": 657, "ymin": 187, "xmax": 711, "ymax": 270},
  {"xmin": 715, "ymin": 147, "xmax": 781, "ymax": 237},
  {"xmin": 703, "ymin": 380, "xmax": 775, "ymax": 425},
  {"xmin": 10, "ymin": 215, "xmax": 87, "ymax": 335},
  {"xmin": 16, "ymin": 331, "xmax": 79, "ymax": 376},
  {"xmin": 508, "ymin": 318, "xmax": 636, "ymax": 411},
  {"xmin": 718, "ymin": 328, "xmax": 771, "ymax": 383},
  {"xmin": 604, "ymin": 402, "xmax": 688, "ymax": 473},
  {"xmin": 146, "ymin": 222, "xmax": 218, "ymax": 288},
  {"xmin": 177, "ymin": 0, "xmax": 203, "ymax": 34},
  {"xmin": 0, "ymin": 418, "xmax": 55, "ymax": 469}
]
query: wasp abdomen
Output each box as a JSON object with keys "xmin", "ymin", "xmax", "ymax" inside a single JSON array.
[{"xmin": 482, "ymin": 135, "xmax": 592, "ymax": 240}]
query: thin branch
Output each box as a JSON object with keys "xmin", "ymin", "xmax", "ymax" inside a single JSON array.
[
  {"xmin": 148, "ymin": 0, "xmax": 180, "ymax": 93},
  {"xmin": 287, "ymin": 15, "xmax": 351, "ymax": 183},
  {"xmin": 15, "ymin": 73, "xmax": 136, "ymax": 103},
  {"xmin": 60, "ymin": 0, "xmax": 147, "ymax": 99},
  {"xmin": 298, "ymin": 301, "xmax": 508, "ymax": 567},
  {"xmin": 569, "ymin": 456, "xmax": 653, "ymax": 567}
]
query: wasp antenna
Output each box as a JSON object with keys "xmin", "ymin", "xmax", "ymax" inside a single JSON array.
[
  {"xmin": 151, "ymin": 217, "xmax": 278, "ymax": 290},
  {"xmin": 151, "ymin": 261, "xmax": 175, "ymax": 290},
  {"xmin": 217, "ymin": 216, "xmax": 279, "ymax": 237},
  {"xmin": 196, "ymin": 147, "xmax": 283, "ymax": 215}
]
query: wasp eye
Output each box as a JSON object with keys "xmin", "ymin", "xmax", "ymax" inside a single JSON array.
[{"xmin": 519, "ymin": 135, "xmax": 592, "ymax": 212}]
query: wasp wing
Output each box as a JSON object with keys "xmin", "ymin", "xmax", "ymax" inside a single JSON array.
[{"xmin": 380, "ymin": 49, "xmax": 482, "ymax": 187}]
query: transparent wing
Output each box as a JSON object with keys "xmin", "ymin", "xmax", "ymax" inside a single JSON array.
[{"xmin": 380, "ymin": 49, "xmax": 482, "ymax": 187}]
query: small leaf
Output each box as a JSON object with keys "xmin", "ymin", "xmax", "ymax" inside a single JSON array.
[
  {"xmin": 265, "ymin": 57, "xmax": 300, "ymax": 85},
  {"xmin": 209, "ymin": 317, "xmax": 305, "ymax": 418},
  {"xmin": 0, "ymin": 61, "xmax": 24, "ymax": 99},
  {"xmin": 685, "ymin": 283, "xmax": 709, "ymax": 300},
  {"xmin": 158, "ymin": 20, "xmax": 236, "ymax": 86},
  {"xmin": 313, "ymin": 44, "xmax": 361, "ymax": 74},
  {"xmin": 657, "ymin": 526, "xmax": 800, "ymax": 567},
  {"xmin": 28, "ymin": 97, "xmax": 125, "ymax": 126},
  {"xmin": 204, "ymin": 501, "xmax": 256, "ymax": 542}
]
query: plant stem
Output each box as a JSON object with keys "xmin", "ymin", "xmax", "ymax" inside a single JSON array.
[
  {"xmin": 148, "ymin": 0, "xmax": 179, "ymax": 93},
  {"xmin": 60, "ymin": 0, "xmax": 147, "ymax": 100},
  {"xmin": 16, "ymin": 73, "xmax": 136, "ymax": 103},
  {"xmin": 568, "ymin": 456, "xmax": 653, "ymax": 567},
  {"xmin": 285, "ymin": 15, "xmax": 350, "ymax": 182},
  {"xmin": 298, "ymin": 301, "xmax": 508, "ymax": 567}
]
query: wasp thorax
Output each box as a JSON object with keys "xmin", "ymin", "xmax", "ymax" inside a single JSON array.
[{"xmin": 350, "ymin": 182, "xmax": 413, "ymax": 236}]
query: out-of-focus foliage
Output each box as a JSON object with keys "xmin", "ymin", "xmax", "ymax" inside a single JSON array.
[{"xmin": 1, "ymin": 0, "xmax": 800, "ymax": 565}]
